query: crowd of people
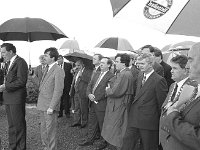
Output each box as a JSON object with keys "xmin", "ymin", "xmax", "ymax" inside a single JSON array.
[{"xmin": 0, "ymin": 42, "xmax": 200, "ymax": 150}]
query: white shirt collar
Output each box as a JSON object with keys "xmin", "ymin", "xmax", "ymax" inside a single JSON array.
[
  {"xmin": 120, "ymin": 67, "xmax": 127, "ymax": 73},
  {"xmin": 177, "ymin": 77, "xmax": 189, "ymax": 89},
  {"xmin": 8, "ymin": 55, "xmax": 17, "ymax": 69},
  {"xmin": 48, "ymin": 62, "xmax": 56, "ymax": 71},
  {"xmin": 95, "ymin": 65, "xmax": 100, "ymax": 71},
  {"xmin": 144, "ymin": 69, "xmax": 154, "ymax": 81}
]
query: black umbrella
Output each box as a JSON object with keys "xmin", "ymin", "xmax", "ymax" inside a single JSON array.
[
  {"xmin": 64, "ymin": 52, "xmax": 93, "ymax": 69},
  {"xmin": 0, "ymin": 17, "xmax": 67, "ymax": 67},
  {"xmin": 0, "ymin": 17, "xmax": 67, "ymax": 42}
]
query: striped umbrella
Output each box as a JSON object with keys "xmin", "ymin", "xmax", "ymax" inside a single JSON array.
[{"xmin": 95, "ymin": 37, "xmax": 134, "ymax": 51}]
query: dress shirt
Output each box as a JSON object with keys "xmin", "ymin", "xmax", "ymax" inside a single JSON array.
[
  {"xmin": 75, "ymin": 68, "xmax": 85, "ymax": 83},
  {"xmin": 144, "ymin": 69, "xmax": 154, "ymax": 81},
  {"xmin": 175, "ymin": 77, "xmax": 188, "ymax": 97},
  {"xmin": 8, "ymin": 55, "xmax": 17, "ymax": 70},
  {"xmin": 48, "ymin": 62, "xmax": 56, "ymax": 71}
]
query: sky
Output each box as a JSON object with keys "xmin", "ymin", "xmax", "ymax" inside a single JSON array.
[{"xmin": 0, "ymin": 0, "xmax": 200, "ymax": 67}]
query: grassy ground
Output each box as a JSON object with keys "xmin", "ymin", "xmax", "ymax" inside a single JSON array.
[{"xmin": 0, "ymin": 105, "xmax": 111, "ymax": 150}]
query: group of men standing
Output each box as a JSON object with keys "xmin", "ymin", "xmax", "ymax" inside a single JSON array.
[{"xmin": 1, "ymin": 41, "xmax": 200, "ymax": 150}]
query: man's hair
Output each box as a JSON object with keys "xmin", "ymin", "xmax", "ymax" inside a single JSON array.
[
  {"xmin": 115, "ymin": 53, "xmax": 130, "ymax": 67},
  {"xmin": 94, "ymin": 54, "xmax": 103, "ymax": 61},
  {"xmin": 140, "ymin": 45, "xmax": 155, "ymax": 53},
  {"xmin": 44, "ymin": 47, "xmax": 59, "ymax": 61},
  {"xmin": 1, "ymin": 43, "xmax": 16, "ymax": 53},
  {"xmin": 102, "ymin": 57, "xmax": 113, "ymax": 69},
  {"xmin": 58, "ymin": 55, "xmax": 63, "ymax": 59},
  {"xmin": 170, "ymin": 55, "xmax": 188, "ymax": 69},
  {"xmin": 76, "ymin": 59, "xmax": 84, "ymax": 66},
  {"xmin": 137, "ymin": 53, "xmax": 154, "ymax": 64},
  {"xmin": 154, "ymin": 48, "xmax": 163, "ymax": 59}
]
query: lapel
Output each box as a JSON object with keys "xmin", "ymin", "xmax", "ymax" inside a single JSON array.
[
  {"xmin": 95, "ymin": 71, "xmax": 111, "ymax": 90},
  {"xmin": 162, "ymin": 83, "xmax": 176, "ymax": 107},
  {"xmin": 133, "ymin": 72, "xmax": 156, "ymax": 103},
  {"xmin": 7, "ymin": 56, "xmax": 19, "ymax": 74},
  {"xmin": 40, "ymin": 64, "xmax": 57, "ymax": 89}
]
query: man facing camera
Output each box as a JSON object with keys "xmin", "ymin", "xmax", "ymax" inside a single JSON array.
[
  {"xmin": 122, "ymin": 53, "xmax": 168, "ymax": 150},
  {"xmin": 32, "ymin": 47, "xmax": 65, "ymax": 150}
]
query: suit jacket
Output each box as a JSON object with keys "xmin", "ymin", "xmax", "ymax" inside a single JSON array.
[
  {"xmin": 160, "ymin": 78, "xmax": 200, "ymax": 150},
  {"xmin": 62, "ymin": 62, "xmax": 73, "ymax": 93},
  {"xmin": 36, "ymin": 63, "xmax": 65, "ymax": 111},
  {"xmin": 130, "ymin": 65, "xmax": 140, "ymax": 97},
  {"xmin": 34, "ymin": 64, "xmax": 44, "ymax": 85},
  {"xmin": 3, "ymin": 56, "xmax": 28, "ymax": 104},
  {"xmin": 160, "ymin": 61, "xmax": 174, "ymax": 88},
  {"xmin": 70, "ymin": 67, "xmax": 92, "ymax": 100},
  {"xmin": 153, "ymin": 62, "xmax": 164, "ymax": 77},
  {"xmin": 86, "ymin": 71, "xmax": 114, "ymax": 111},
  {"xmin": 129, "ymin": 71, "xmax": 168, "ymax": 130},
  {"xmin": 0, "ymin": 64, "xmax": 4, "ymax": 103}
]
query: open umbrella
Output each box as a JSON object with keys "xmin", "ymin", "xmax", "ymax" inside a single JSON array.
[
  {"xmin": 0, "ymin": 17, "xmax": 67, "ymax": 41},
  {"xmin": 110, "ymin": 0, "xmax": 131, "ymax": 16},
  {"xmin": 64, "ymin": 51, "xmax": 93, "ymax": 69},
  {"xmin": 59, "ymin": 39, "xmax": 80, "ymax": 55},
  {"xmin": 0, "ymin": 17, "xmax": 67, "ymax": 67},
  {"xmin": 111, "ymin": 0, "xmax": 200, "ymax": 37},
  {"xmin": 95, "ymin": 37, "xmax": 134, "ymax": 51}
]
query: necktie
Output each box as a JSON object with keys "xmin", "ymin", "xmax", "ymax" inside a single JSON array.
[
  {"xmin": 92, "ymin": 72, "xmax": 103, "ymax": 94},
  {"xmin": 141, "ymin": 74, "xmax": 146, "ymax": 87},
  {"xmin": 171, "ymin": 83, "xmax": 178, "ymax": 102},
  {"xmin": 5, "ymin": 61, "xmax": 10, "ymax": 75},
  {"xmin": 41, "ymin": 65, "xmax": 49, "ymax": 82}
]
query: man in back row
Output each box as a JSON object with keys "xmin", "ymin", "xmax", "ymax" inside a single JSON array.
[{"xmin": 57, "ymin": 55, "xmax": 73, "ymax": 118}]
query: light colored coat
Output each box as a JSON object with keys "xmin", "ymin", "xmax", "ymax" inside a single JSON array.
[{"xmin": 36, "ymin": 63, "xmax": 65, "ymax": 111}]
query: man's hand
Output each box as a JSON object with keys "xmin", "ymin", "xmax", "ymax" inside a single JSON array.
[
  {"xmin": 88, "ymin": 94, "xmax": 95, "ymax": 101},
  {"xmin": 47, "ymin": 108, "xmax": 54, "ymax": 115},
  {"xmin": 0, "ymin": 84, "xmax": 5, "ymax": 92}
]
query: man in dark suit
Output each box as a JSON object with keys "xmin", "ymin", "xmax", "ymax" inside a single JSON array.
[
  {"xmin": 79, "ymin": 57, "xmax": 114, "ymax": 149},
  {"xmin": 140, "ymin": 45, "xmax": 164, "ymax": 77},
  {"xmin": 70, "ymin": 59, "xmax": 93, "ymax": 128},
  {"xmin": 0, "ymin": 43, "xmax": 28, "ymax": 150},
  {"xmin": 57, "ymin": 55, "xmax": 73, "ymax": 118},
  {"xmin": 154, "ymin": 48, "xmax": 174, "ymax": 88},
  {"xmin": 159, "ymin": 43, "xmax": 200, "ymax": 150},
  {"xmin": 121, "ymin": 53, "xmax": 168, "ymax": 150},
  {"xmin": 159, "ymin": 55, "xmax": 189, "ymax": 150},
  {"xmin": 78, "ymin": 54, "xmax": 103, "ymax": 143}
]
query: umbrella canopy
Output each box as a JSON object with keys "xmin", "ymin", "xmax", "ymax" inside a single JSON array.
[
  {"xmin": 0, "ymin": 17, "xmax": 67, "ymax": 42},
  {"xmin": 59, "ymin": 39, "xmax": 80, "ymax": 56},
  {"xmin": 112, "ymin": 0, "xmax": 200, "ymax": 37},
  {"xmin": 60, "ymin": 39, "xmax": 80, "ymax": 50},
  {"xmin": 64, "ymin": 51, "xmax": 93, "ymax": 69},
  {"xmin": 110, "ymin": 0, "xmax": 131, "ymax": 16},
  {"xmin": 95, "ymin": 37, "xmax": 134, "ymax": 51}
]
